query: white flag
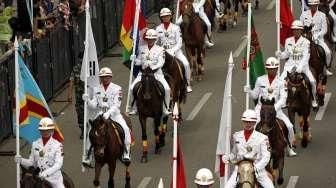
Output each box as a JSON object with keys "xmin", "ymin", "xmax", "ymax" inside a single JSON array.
[{"xmin": 80, "ymin": 7, "xmax": 99, "ymax": 88}]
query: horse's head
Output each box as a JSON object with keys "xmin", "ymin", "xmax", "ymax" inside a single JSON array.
[
  {"xmin": 89, "ymin": 115, "xmax": 109, "ymax": 158},
  {"xmin": 237, "ymin": 160, "xmax": 256, "ymax": 188},
  {"xmin": 21, "ymin": 166, "xmax": 49, "ymax": 188},
  {"xmin": 260, "ymin": 96, "xmax": 276, "ymax": 127},
  {"xmin": 286, "ymin": 71, "xmax": 306, "ymax": 98},
  {"xmin": 180, "ymin": 1, "xmax": 195, "ymax": 29},
  {"xmin": 141, "ymin": 67, "xmax": 156, "ymax": 100},
  {"xmin": 303, "ymin": 25, "xmax": 313, "ymax": 40}
]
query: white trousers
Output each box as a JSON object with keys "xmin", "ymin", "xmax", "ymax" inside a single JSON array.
[
  {"xmin": 255, "ymin": 105, "xmax": 295, "ymax": 145},
  {"xmin": 329, "ymin": 9, "xmax": 336, "ymax": 41},
  {"xmin": 166, "ymin": 49, "xmax": 191, "ymax": 84},
  {"xmin": 316, "ymin": 39, "xmax": 332, "ymax": 67},
  {"xmin": 131, "ymin": 71, "xmax": 171, "ymax": 110},
  {"xmin": 46, "ymin": 176, "xmax": 65, "ymax": 188},
  {"xmin": 226, "ymin": 166, "xmax": 274, "ymax": 188},
  {"xmin": 111, "ymin": 113, "xmax": 131, "ymax": 146}
]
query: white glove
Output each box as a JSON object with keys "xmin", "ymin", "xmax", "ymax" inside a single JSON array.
[
  {"xmin": 166, "ymin": 49, "xmax": 175, "ymax": 56},
  {"xmin": 39, "ymin": 171, "xmax": 48, "ymax": 179},
  {"xmin": 275, "ymin": 50, "xmax": 281, "ymax": 58},
  {"xmin": 243, "ymin": 85, "xmax": 251, "ymax": 93},
  {"xmin": 130, "ymin": 54, "xmax": 136, "ymax": 61},
  {"xmin": 103, "ymin": 111, "xmax": 111, "ymax": 120},
  {"xmin": 82, "ymin": 94, "xmax": 89, "ymax": 102},
  {"xmin": 100, "ymin": 102, "xmax": 109, "ymax": 109},
  {"xmin": 195, "ymin": 6, "xmax": 200, "ymax": 13},
  {"xmin": 296, "ymin": 66, "xmax": 303, "ymax": 73},
  {"xmin": 222, "ymin": 153, "xmax": 234, "ymax": 163},
  {"xmin": 14, "ymin": 155, "xmax": 22, "ymax": 163}
]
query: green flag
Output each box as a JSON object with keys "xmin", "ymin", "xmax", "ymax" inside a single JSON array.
[{"xmin": 243, "ymin": 16, "xmax": 265, "ymax": 89}]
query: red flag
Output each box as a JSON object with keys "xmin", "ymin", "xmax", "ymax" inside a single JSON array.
[
  {"xmin": 171, "ymin": 140, "xmax": 187, "ymax": 188},
  {"xmin": 280, "ymin": 0, "xmax": 294, "ymax": 46}
]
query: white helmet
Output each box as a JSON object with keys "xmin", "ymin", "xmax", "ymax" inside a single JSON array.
[
  {"xmin": 241, "ymin": 109, "xmax": 257, "ymax": 122},
  {"xmin": 265, "ymin": 57, "xmax": 279, "ymax": 69},
  {"xmin": 160, "ymin": 8, "xmax": 172, "ymax": 17},
  {"xmin": 144, "ymin": 29, "xmax": 158, "ymax": 39},
  {"xmin": 194, "ymin": 168, "xmax": 215, "ymax": 185},
  {"xmin": 99, "ymin": 67, "xmax": 113, "ymax": 77},
  {"xmin": 38, "ymin": 117, "xmax": 55, "ymax": 130},
  {"xmin": 308, "ymin": 0, "xmax": 319, "ymax": 5},
  {"xmin": 291, "ymin": 20, "xmax": 304, "ymax": 30}
]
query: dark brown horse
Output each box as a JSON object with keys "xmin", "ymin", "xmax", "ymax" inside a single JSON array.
[
  {"xmin": 21, "ymin": 166, "xmax": 74, "ymax": 188},
  {"xmin": 286, "ymin": 71, "xmax": 312, "ymax": 148},
  {"xmin": 89, "ymin": 114, "xmax": 131, "ymax": 188},
  {"xmin": 204, "ymin": 0, "xmax": 217, "ymax": 29},
  {"xmin": 132, "ymin": 67, "xmax": 167, "ymax": 163},
  {"xmin": 302, "ymin": 26, "xmax": 328, "ymax": 106},
  {"xmin": 180, "ymin": 0, "xmax": 206, "ymax": 81},
  {"xmin": 255, "ymin": 97, "xmax": 289, "ymax": 185}
]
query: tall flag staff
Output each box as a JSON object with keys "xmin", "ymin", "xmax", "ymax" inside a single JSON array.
[
  {"xmin": 14, "ymin": 37, "xmax": 20, "ymax": 188},
  {"xmin": 244, "ymin": 1, "xmax": 252, "ymax": 110}
]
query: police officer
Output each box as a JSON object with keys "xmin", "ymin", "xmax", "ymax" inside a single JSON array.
[
  {"xmin": 83, "ymin": 67, "xmax": 131, "ymax": 164},
  {"xmin": 70, "ymin": 51, "xmax": 84, "ymax": 139},
  {"xmin": 129, "ymin": 29, "xmax": 172, "ymax": 115},
  {"xmin": 223, "ymin": 109, "xmax": 274, "ymax": 188},
  {"xmin": 300, "ymin": 0, "xmax": 332, "ymax": 76},
  {"xmin": 15, "ymin": 117, "xmax": 65, "ymax": 188},
  {"xmin": 156, "ymin": 7, "xmax": 192, "ymax": 93},
  {"xmin": 246, "ymin": 57, "xmax": 297, "ymax": 156},
  {"xmin": 276, "ymin": 20, "xmax": 318, "ymax": 108},
  {"xmin": 194, "ymin": 168, "xmax": 215, "ymax": 187}
]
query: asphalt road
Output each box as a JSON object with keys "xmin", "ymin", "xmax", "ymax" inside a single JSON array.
[{"xmin": 1, "ymin": 0, "xmax": 336, "ymax": 187}]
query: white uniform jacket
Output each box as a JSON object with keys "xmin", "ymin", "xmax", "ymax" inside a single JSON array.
[
  {"xmin": 300, "ymin": 9, "xmax": 328, "ymax": 40},
  {"xmin": 250, "ymin": 75, "xmax": 287, "ymax": 112},
  {"xmin": 231, "ymin": 130, "xmax": 271, "ymax": 171},
  {"xmin": 156, "ymin": 23, "xmax": 182, "ymax": 53},
  {"xmin": 21, "ymin": 137, "xmax": 64, "ymax": 185},
  {"xmin": 135, "ymin": 44, "xmax": 165, "ymax": 74}
]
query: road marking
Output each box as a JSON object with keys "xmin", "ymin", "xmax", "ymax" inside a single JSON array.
[
  {"xmin": 137, "ymin": 177, "xmax": 152, "ymax": 188},
  {"xmin": 186, "ymin": 92, "xmax": 212, "ymax": 120},
  {"xmin": 315, "ymin": 92, "xmax": 332, "ymax": 120},
  {"xmin": 233, "ymin": 37, "xmax": 247, "ymax": 58},
  {"xmin": 266, "ymin": 0, "xmax": 276, "ymax": 10},
  {"xmin": 286, "ymin": 176, "xmax": 299, "ymax": 188}
]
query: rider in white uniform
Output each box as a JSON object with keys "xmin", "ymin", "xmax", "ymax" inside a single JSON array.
[
  {"xmin": 129, "ymin": 29, "xmax": 171, "ymax": 115},
  {"xmin": 223, "ymin": 109, "xmax": 274, "ymax": 188},
  {"xmin": 83, "ymin": 67, "xmax": 131, "ymax": 165},
  {"xmin": 15, "ymin": 117, "xmax": 65, "ymax": 188},
  {"xmin": 300, "ymin": 0, "xmax": 333, "ymax": 76},
  {"xmin": 156, "ymin": 8, "xmax": 192, "ymax": 93},
  {"xmin": 246, "ymin": 57, "xmax": 297, "ymax": 156},
  {"xmin": 276, "ymin": 20, "xmax": 318, "ymax": 108}
]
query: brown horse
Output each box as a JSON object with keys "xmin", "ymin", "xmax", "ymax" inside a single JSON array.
[
  {"xmin": 218, "ymin": 0, "xmax": 239, "ymax": 30},
  {"xmin": 236, "ymin": 159, "xmax": 256, "ymax": 188},
  {"xmin": 21, "ymin": 166, "xmax": 74, "ymax": 188},
  {"xmin": 180, "ymin": 0, "xmax": 206, "ymax": 81},
  {"xmin": 286, "ymin": 71, "xmax": 312, "ymax": 148},
  {"xmin": 204, "ymin": 0, "xmax": 217, "ymax": 29},
  {"xmin": 132, "ymin": 67, "xmax": 167, "ymax": 163},
  {"xmin": 255, "ymin": 97, "xmax": 289, "ymax": 185},
  {"xmin": 302, "ymin": 26, "xmax": 328, "ymax": 106},
  {"xmin": 89, "ymin": 114, "xmax": 131, "ymax": 188}
]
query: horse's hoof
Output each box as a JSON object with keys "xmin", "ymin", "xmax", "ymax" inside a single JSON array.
[
  {"xmin": 140, "ymin": 156, "xmax": 148, "ymax": 163},
  {"xmin": 125, "ymin": 182, "xmax": 131, "ymax": 188},
  {"xmin": 155, "ymin": 147, "xmax": 162, "ymax": 154},
  {"xmin": 93, "ymin": 180, "xmax": 100, "ymax": 187},
  {"xmin": 277, "ymin": 177, "xmax": 284, "ymax": 185},
  {"xmin": 301, "ymin": 139, "xmax": 308, "ymax": 148}
]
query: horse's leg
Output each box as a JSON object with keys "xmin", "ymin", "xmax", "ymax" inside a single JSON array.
[
  {"xmin": 197, "ymin": 46, "xmax": 204, "ymax": 81},
  {"xmin": 185, "ymin": 46, "xmax": 194, "ymax": 82},
  {"xmin": 160, "ymin": 115, "xmax": 168, "ymax": 147},
  {"xmin": 287, "ymin": 108, "xmax": 296, "ymax": 134},
  {"xmin": 107, "ymin": 161, "xmax": 116, "ymax": 188},
  {"xmin": 125, "ymin": 166, "xmax": 131, "ymax": 188},
  {"xmin": 277, "ymin": 155, "xmax": 285, "ymax": 185},
  {"xmin": 154, "ymin": 116, "xmax": 162, "ymax": 154},
  {"xmin": 301, "ymin": 115, "xmax": 310, "ymax": 148},
  {"xmin": 139, "ymin": 115, "xmax": 148, "ymax": 163},
  {"xmin": 93, "ymin": 162, "xmax": 103, "ymax": 187}
]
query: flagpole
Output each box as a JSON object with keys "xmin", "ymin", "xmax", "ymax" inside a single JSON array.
[
  {"xmin": 14, "ymin": 37, "xmax": 20, "ymax": 188},
  {"xmin": 245, "ymin": 2, "xmax": 252, "ymax": 110},
  {"xmin": 223, "ymin": 52, "xmax": 234, "ymax": 185},
  {"xmin": 290, "ymin": 0, "xmax": 293, "ymax": 12},
  {"xmin": 175, "ymin": 0, "xmax": 180, "ymax": 22},
  {"xmin": 125, "ymin": 0, "xmax": 142, "ymax": 113},
  {"xmin": 172, "ymin": 103, "xmax": 178, "ymax": 188},
  {"xmin": 82, "ymin": 0, "xmax": 89, "ymax": 172},
  {"xmin": 276, "ymin": 0, "xmax": 281, "ymax": 75},
  {"xmin": 301, "ymin": 0, "xmax": 305, "ymax": 14}
]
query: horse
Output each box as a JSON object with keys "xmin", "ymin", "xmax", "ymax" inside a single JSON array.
[
  {"xmin": 236, "ymin": 159, "xmax": 256, "ymax": 188},
  {"xmin": 204, "ymin": 0, "xmax": 217, "ymax": 29},
  {"xmin": 218, "ymin": 0, "xmax": 239, "ymax": 30},
  {"xmin": 88, "ymin": 114, "xmax": 131, "ymax": 188},
  {"xmin": 132, "ymin": 67, "xmax": 167, "ymax": 163},
  {"xmin": 302, "ymin": 26, "xmax": 328, "ymax": 106},
  {"xmin": 286, "ymin": 71, "xmax": 312, "ymax": 148},
  {"xmin": 255, "ymin": 97, "xmax": 289, "ymax": 185},
  {"xmin": 21, "ymin": 166, "xmax": 74, "ymax": 188},
  {"xmin": 180, "ymin": 0, "xmax": 206, "ymax": 81}
]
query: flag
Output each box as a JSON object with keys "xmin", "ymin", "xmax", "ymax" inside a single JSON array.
[
  {"xmin": 15, "ymin": 55, "xmax": 64, "ymax": 143},
  {"xmin": 170, "ymin": 140, "xmax": 187, "ymax": 188},
  {"xmin": 242, "ymin": 16, "xmax": 265, "ymax": 89},
  {"xmin": 120, "ymin": 0, "xmax": 147, "ymax": 65},
  {"xmin": 80, "ymin": 3, "xmax": 99, "ymax": 88},
  {"xmin": 215, "ymin": 53, "xmax": 234, "ymax": 187},
  {"xmin": 280, "ymin": 0, "xmax": 294, "ymax": 46}
]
